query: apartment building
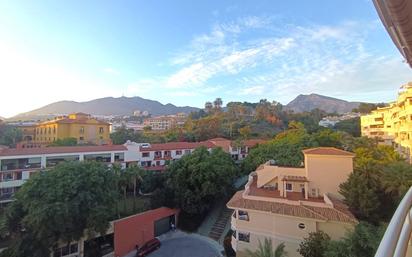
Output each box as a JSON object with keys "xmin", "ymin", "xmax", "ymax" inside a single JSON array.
[
  {"xmin": 227, "ymin": 147, "xmax": 357, "ymax": 257},
  {"xmin": 0, "ymin": 145, "xmax": 127, "ymax": 205},
  {"xmin": 18, "ymin": 112, "xmax": 111, "ymax": 147},
  {"xmin": 143, "ymin": 113, "xmax": 187, "ymax": 131},
  {"xmin": 361, "ymin": 82, "xmax": 412, "ymax": 160},
  {"xmin": 124, "ymin": 138, "xmax": 264, "ymax": 171},
  {"xmin": 0, "ymin": 137, "xmax": 263, "ymax": 204}
]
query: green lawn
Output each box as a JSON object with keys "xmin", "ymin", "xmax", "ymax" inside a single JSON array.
[{"xmin": 116, "ymin": 196, "xmax": 151, "ymax": 218}]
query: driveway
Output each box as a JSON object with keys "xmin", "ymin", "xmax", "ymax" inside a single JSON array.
[
  {"xmin": 148, "ymin": 236, "xmax": 220, "ymax": 257},
  {"xmin": 123, "ymin": 230, "xmax": 223, "ymax": 257}
]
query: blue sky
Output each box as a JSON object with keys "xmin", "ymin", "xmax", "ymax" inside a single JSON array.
[{"xmin": 1, "ymin": 0, "xmax": 411, "ymax": 117}]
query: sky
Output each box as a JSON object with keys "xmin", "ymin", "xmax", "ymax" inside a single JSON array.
[{"xmin": 0, "ymin": 0, "xmax": 412, "ymax": 118}]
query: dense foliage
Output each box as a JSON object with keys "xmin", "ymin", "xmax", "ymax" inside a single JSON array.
[
  {"xmin": 0, "ymin": 123, "xmax": 22, "ymax": 147},
  {"xmin": 340, "ymin": 144, "xmax": 405, "ymax": 223},
  {"xmin": 352, "ymin": 103, "xmax": 387, "ymax": 114},
  {"xmin": 0, "ymin": 162, "xmax": 119, "ymax": 257},
  {"xmin": 334, "ymin": 117, "xmax": 361, "ymax": 137},
  {"xmin": 164, "ymin": 147, "xmax": 238, "ymax": 215},
  {"xmin": 299, "ymin": 223, "xmax": 386, "ymax": 257},
  {"xmin": 298, "ymin": 231, "xmax": 331, "ymax": 257},
  {"xmin": 246, "ymin": 238, "xmax": 287, "ymax": 257},
  {"xmin": 241, "ymin": 124, "xmax": 343, "ymax": 173},
  {"xmin": 48, "ymin": 137, "xmax": 78, "ymax": 146}
]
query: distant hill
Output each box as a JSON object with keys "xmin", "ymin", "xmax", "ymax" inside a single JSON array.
[
  {"xmin": 285, "ymin": 94, "xmax": 362, "ymax": 114},
  {"xmin": 11, "ymin": 96, "xmax": 199, "ymax": 120}
]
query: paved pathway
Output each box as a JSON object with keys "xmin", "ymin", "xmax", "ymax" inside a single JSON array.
[{"xmin": 123, "ymin": 230, "xmax": 223, "ymax": 257}]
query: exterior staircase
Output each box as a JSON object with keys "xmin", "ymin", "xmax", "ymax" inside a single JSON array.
[{"xmin": 208, "ymin": 208, "xmax": 233, "ymax": 241}]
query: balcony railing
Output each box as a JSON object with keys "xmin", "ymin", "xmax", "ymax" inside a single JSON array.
[{"xmin": 375, "ymin": 186, "xmax": 412, "ymax": 257}]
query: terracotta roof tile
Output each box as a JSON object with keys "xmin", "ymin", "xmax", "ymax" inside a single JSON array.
[
  {"xmin": 302, "ymin": 147, "xmax": 355, "ymax": 157},
  {"xmin": 140, "ymin": 141, "xmax": 216, "ymax": 151},
  {"xmin": 0, "ymin": 145, "xmax": 127, "ymax": 156},
  {"xmin": 227, "ymin": 191, "xmax": 357, "ymax": 224}
]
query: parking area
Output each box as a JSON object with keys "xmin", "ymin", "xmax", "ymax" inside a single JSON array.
[{"xmin": 123, "ymin": 230, "xmax": 223, "ymax": 257}]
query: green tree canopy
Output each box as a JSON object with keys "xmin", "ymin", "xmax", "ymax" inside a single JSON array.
[
  {"xmin": 246, "ymin": 238, "xmax": 287, "ymax": 257},
  {"xmin": 165, "ymin": 146, "xmax": 238, "ymax": 215},
  {"xmin": 325, "ymin": 222, "xmax": 386, "ymax": 257},
  {"xmin": 0, "ymin": 124, "xmax": 22, "ymax": 147},
  {"xmin": 298, "ymin": 231, "xmax": 331, "ymax": 257},
  {"xmin": 48, "ymin": 137, "xmax": 77, "ymax": 146},
  {"xmin": 1, "ymin": 162, "xmax": 119, "ymax": 257}
]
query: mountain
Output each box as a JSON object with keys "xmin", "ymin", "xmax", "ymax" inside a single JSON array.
[
  {"xmin": 285, "ymin": 94, "xmax": 362, "ymax": 114},
  {"xmin": 12, "ymin": 96, "xmax": 200, "ymax": 120}
]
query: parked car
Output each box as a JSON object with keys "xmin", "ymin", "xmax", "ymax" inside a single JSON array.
[{"xmin": 136, "ymin": 238, "xmax": 161, "ymax": 257}]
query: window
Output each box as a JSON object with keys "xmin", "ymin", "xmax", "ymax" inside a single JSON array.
[
  {"xmin": 238, "ymin": 210, "xmax": 249, "ymax": 221},
  {"xmin": 99, "ymin": 127, "xmax": 104, "ymax": 134},
  {"xmin": 2, "ymin": 173, "xmax": 13, "ymax": 181},
  {"xmin": 238, "ymin": 232, "xmax": 250, "ymax": 242},
  {"xmin": 176, "ymin": 150, "xmax": 182, "ymax": 155},
  {"xmin": 79, "ymin": 137, "xmax": 84, "ymax": 141},
  {"xmin": 184, "ymin": 149, "xmax": 191, "ymax": 155},
  {"xmin": 232, "ymin": 230, "xmax": 237, "ymax": 239},
  {"xmin": 48, "ymin": 127, "xmax": 51, "ymax": 134},
  {"xmin": 285, "ymin": 183, "xmax": 293, "ymax": 191},
  {"xmin": 16, "ymin": 172, "xmax": 22, "ymax": 180},
  {"xmin": 298, "ymin": 223, "xmax": 306, "ymax": 230},
  {"xmin": 53, "ymin": 126, "xmax": 56, "ymax": 134},
  {"xmin": 53, "ymin": 243, "xmax": 79, "ymax": 257},
  {"xmin": 80, "ymin": 127, "xmax": 85, "ymax": 134},
  {"xmin": 142, "ymin": 152, "xmax": 150, "ymax": 158}
]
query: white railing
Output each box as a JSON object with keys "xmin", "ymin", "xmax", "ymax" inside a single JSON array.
[{"xmin": 375, "ymin": 186, "xmax": 412, "ymax": 257}]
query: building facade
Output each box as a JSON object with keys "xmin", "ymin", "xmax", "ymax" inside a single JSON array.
[
  {"xmin": 227, "ymin": 147, "xmax": 357, "ymax": 257},
  {"xmin": 0, "ymin": 137, "xmax": 263, "ymax": 205},
  {"xmin": 143, "ymin": 113, "xmax": 187, "ymax": 131},
  {"xmin": 361, "ymin": 82, "xmax": 412, "ymax": 161},
  {"xmin": 0, "ymin": 145, "xmax": 127, "ymax": 205},
  {"xmin": 18, "ymin": 113, "xmax": 111, "ymax": 147}
]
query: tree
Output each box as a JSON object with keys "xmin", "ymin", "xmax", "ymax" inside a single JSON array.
[
  {"xmin": 352, "ymin": 103, "xmax": 386, "ymax": 114},
  {"xmin": 334, "ymin": 117, "xmax": 361, "ymax": 137},
  {"xmin": 298, "ymin": 231, "xmax": 331, "ymax": 257},
  {"xmin": 1, "ymin": 162, "xmax": 119, "ymax": 257},
  {"xmin": 48, "ymin": 137, "xmax": 77, "ymax": 146},
  {"xmin": 0, "ymin": 124, "xmax": 22, "ymax": 147},
  {"xmin": 205, "ymin": 101, "xmax": 213, "ymax": 113},
  {"xmin": 382, "ymin": 161, "xmax": 412, "ymax": 204},
  {"xmin": 166, "ymin": 147, "xmax": 237, "ymax": 215},
  {"xmin": 213, "ymin": 98, "xmax": 223, "ymax": 111},
  {"xmin": 325, "ymin": 222, "xmax": 386, "ymax": 257},
  {"xmin": 239, "ymin": 126, "xmax": 252, "ymax": 139},
  {"xmin": 246, "ymin": 238, "xmax": 287, "ymax": 257},
  {"xmin": 339, "ymin": 169, "xmax": 386, "ymax": 223}
]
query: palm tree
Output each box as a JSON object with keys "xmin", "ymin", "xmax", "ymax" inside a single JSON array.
[{"xmin": 245, "ymin": 238, "xmax": 287, "ymax": 257}]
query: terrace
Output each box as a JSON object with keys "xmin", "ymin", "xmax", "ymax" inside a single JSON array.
[{"xmin": 247, "ymin": 175, "xmax": 324, "ymax": 203}]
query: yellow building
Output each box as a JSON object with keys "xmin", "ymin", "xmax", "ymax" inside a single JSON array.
[
  {"xmin": 227, "ymin": 147, "xmax": 357, "ymax": 257},
  {"xmin": 361, "ymin": 82, "xmax": 412, "ymax": 161},
  {"xmin": 21, "ymin": 113, "xmax": 111, "ymax": 146}
]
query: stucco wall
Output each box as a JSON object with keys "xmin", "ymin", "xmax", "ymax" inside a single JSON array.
[
  {"xmin": 305, "ymin": 155, "xmax": 353, "ymax": 197},
  {"xmin": 113, "ymin": 207, "xmax": 179, "ymax": 257}
]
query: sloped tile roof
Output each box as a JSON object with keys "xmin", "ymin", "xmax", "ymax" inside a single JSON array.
[
  {"xmin": 0, "ymin": 145, "xmax": 127, "ymax": 156},
  {"xmin": 227, "ymin": 191, "xmax": 357, "ymax": 224},
  {"xmin": 302, "ymin": 147, "xmax": 355, "ymax": 157}
]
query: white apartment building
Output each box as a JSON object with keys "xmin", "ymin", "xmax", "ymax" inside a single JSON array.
[{"xmin": 0, "ymin": 145, "xmax": 127, "ymax": 205}]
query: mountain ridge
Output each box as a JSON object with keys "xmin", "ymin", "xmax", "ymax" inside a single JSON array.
[
  {"xmin": 9, "ymin": 93, "xmax": 365, "ymax": 121},
  {"xmin": 11, "ymin": 96, "xmax": 199, "ymax": 120},
  {"xmin": 285, "ymin": 93, "xmax": 362, "ymax": 114}
]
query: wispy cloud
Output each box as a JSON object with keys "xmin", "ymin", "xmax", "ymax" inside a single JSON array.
[
  {"xmin": 163, "ymin": 17, "xmax": 412, "ymax": 103},
  {"xmin": 103, "ymin": 67, "xmax": 120, "ymax": 75}
]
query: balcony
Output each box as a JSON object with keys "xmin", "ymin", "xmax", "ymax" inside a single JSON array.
[
  {"xmin": 375, "ymin": 186, "xmax": 412, "ymax": 257},
  {"xmin": 0, "ymin": 193, "xmax": 14, "ymax": 202}
]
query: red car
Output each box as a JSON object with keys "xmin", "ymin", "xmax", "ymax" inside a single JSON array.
[{"xmin": 136, "ymin": 238, "xmax": 161, "ymax": 257}]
